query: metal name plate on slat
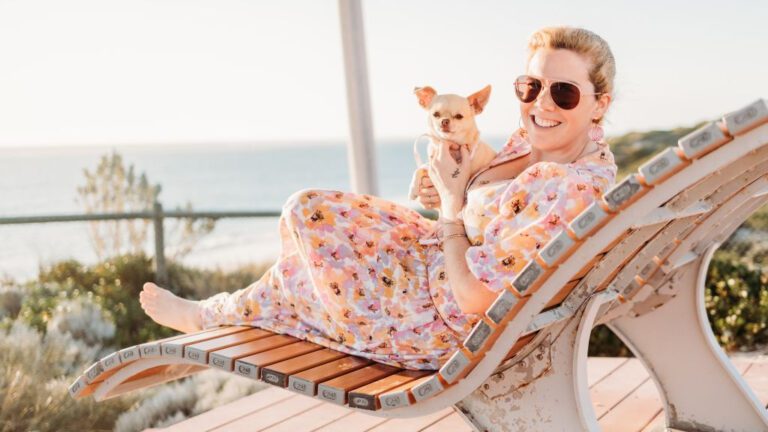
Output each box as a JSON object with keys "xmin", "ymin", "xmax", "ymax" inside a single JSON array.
[
  {"xmin": 232, "ymin": 360, "xmax": 260, "ymax": 379},
  {"xmin": 486, "ymin": 289, "xmax": 519, "ymax": 325},
  {"xmin": 439, "ymin": 350, "xmax": 470, "ymax": 384},
  {"xmin": 100, "ymin": 352, "xmax": 122, "ymax": 371},
  {"xmin": 639, "ymin": 147, "xmax": 686, "ymax": 185},
  {"xmin": 68, "ymin": 375, "xmax": 88, "ymax": 398},
  {"xmin": 411, "ymin": 375, "xmax": 444, "ymax": 402},
  {"xmin": 84, "ymin": 362, "xmax": 104, "ymax": 384},
  {"xmin": 379, "ymin": 389, "xmax": 410, "ymax": 410},
  {"xmin": 261, "ymin": 370, "xmax": 285, "ymax": 386},
  {"xmin": 539, "ymin": 230, "xmax": 575, "ymax": 267},
  {"xmin": 512, "ymin": 260, "xmax": 544, "ymax": 295},
  {"xmin": 184, "ymin": 347, "xmax": 208, "ymax": 365},
  {"xmin": 118, "ymin": 346, "xmax": 140, "ymax": 363},
  {"xmin": 570, "ymin": 201, "xmax": 608, "ymax": 239},
  {"xmin": 161, "ymin": 342, "xmax": 184, "ymax": 357},
  {"xmin": 348, "ymin": 394, "xmax": 375, "ymax": 410},
  {"xmin": 138, "ymin": 342, "xmax": 162, "ymax": 358},
  {"xmin": 317, "ymin": 384, "xmax": 346, "ymax": 405},
  {"xmin": 463, "ymin": 320, "xmax": 492, "ymax": 354},
  {"xmin": 604, "ymin": 175, "xmax": 643, "ymax": 212},
  {"xmin": 724, "ymin": 99, "xmax": 768, "ymax": 135},
  {"xmin": 287, "ymin": 376, "xmax": 316, "ymax": 396},
  {"xmin": 678, "ymin": 122, "xmax": 729, "ymax": 159},
  {"xmin": 208, "ymin": 353, "xmax": 233, "ymax": 371}
]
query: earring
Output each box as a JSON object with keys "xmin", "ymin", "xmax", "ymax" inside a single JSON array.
[{"xmin": 588, "ymin": 119, "xmax": 604, "ymax": 142}]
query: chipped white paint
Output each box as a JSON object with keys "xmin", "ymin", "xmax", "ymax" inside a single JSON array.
[{"xmin": 454, "ymin": 291, "xmax": 614, "ymax": 432}]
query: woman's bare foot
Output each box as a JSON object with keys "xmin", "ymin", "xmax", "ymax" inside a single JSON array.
[{"xmin": 139, "ymin": 282, "xmax": 203, "ymax": 333}]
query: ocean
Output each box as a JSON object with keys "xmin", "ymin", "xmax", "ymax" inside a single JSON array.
[{"xmin": 0, "ymin": 137, "xmax": 506, "ymax": 283}]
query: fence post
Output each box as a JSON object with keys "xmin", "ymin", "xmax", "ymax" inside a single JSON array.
[{"xmin": 152, "ymin": 201, "xmax": 168, "ymax": 286}]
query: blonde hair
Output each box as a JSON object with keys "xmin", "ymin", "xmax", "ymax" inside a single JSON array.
[{"xmin": 527, "ymin": 26, "xmax": 616, "ymax": 122}]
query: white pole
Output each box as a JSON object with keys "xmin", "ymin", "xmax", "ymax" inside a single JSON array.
[{"xmin": 338, "ymin": 0, "xmax": 378, "ymax": 195}]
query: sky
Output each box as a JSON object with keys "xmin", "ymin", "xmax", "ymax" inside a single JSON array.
[{"xmin": 0, "ymin": 0, "xmax": 766, "ymax": 148}]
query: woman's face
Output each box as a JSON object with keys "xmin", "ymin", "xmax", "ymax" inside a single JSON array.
[{"xmin": 520, "ymin": 48, "xmax": 610, "ymax": 152}]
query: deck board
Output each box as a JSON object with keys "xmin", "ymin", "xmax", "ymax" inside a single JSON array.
[
  {"xmin": 639, "ymin": 359, "xmax": 758, "ymax": 432},
  {"xmin": 150, "ymin": 355, "xmax": 767, "ymax": 432}
]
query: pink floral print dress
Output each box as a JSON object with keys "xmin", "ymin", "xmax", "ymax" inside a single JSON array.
[{"xmin": 198, "ymin": 130, "xmax": 618, "ymax": 370}]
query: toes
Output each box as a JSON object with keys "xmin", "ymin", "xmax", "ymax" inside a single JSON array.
[{"xmin": 144, "ymin": 282, "xmax": 161, "ymax": 294}]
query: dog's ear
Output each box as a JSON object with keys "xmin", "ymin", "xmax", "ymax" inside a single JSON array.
[
  {"xmin": 414, "ymin": 86, "xmax": 437, "ymax": 109},
  {"xmin": 467, "ymin": 85, "xmax": 492, "ymax": 114}
]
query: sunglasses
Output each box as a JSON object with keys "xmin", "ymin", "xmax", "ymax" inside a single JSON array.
[{"xmin": 514, "ymin": 75, "xmax": 603, "ymax": 110}]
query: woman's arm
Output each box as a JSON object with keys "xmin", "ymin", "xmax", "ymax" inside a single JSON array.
[
  {"xmin": 426, "ymin": 140, "xmax": 499, "ymax": 315},
  {"xmin": 439, "ymin": 216, "xmax": 498, "ymax": 315}
]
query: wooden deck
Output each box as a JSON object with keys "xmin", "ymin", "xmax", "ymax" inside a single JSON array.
[{"xmin": 150, "ymin": 355, "xmax": 768, "ymax": 432}]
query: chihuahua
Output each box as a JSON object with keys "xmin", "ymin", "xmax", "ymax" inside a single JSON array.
[
  {"xmin": 408, "ymin": 85, "xmax": 497, "ymax": 201},
  {"xmin": 409, "ymin": 85, "xmax": 497, "ymax": 246}
]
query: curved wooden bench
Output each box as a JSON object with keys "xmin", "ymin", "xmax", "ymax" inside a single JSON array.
[{"xmin": 70, "ymin": 99, "xmax": 768, "ymax": 431}]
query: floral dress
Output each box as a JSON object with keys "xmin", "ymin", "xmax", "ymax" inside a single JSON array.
[{"xmin": 198, "ymin": 130, "xmax": 618, "ymax": 370}]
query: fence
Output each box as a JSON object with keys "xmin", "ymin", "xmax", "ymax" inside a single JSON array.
[{"xmin": 0, "ymin": 200, "xmax": 433, "ymax": 285}]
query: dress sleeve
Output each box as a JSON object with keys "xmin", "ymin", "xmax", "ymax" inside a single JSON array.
[{"xmin": 465, "ymin": 161, "xmax": 611, "ymax": 294}]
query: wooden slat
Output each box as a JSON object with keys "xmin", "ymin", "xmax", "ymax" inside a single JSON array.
[
  {"xmin": 210, "ymin": 334, "xmax": 298, "ymax": 372},
  {"xmin": 255, "ymin": 341, "xmax": 326, "ymax": 386},
  {"xmin": 316, "ymin": 363, "xmax": 401, "ymax": 405},
  {"xmin": 262, "ymin": 348, "xmax": 348, "ymax": 388},
  {"xmin": 348, "ymin": 369, "xmax": 433, "ymax": 411},
  {"xmin": 288, "ymin": 356, "xmax": 372, "ymax": 396},
  {"xmin": 71, "ymin": 328, "xmax": 235, "ymax": 399},
  {"xmin": 160, "ymin": 325, "xmax": 253, "ymax": 357},
  {"xmin": 381, "ymin": 374, "xmax": 433, "ymax": 405},
  {"xmin": 184, "ymin": 328, "xmax": 273, "ymax": 364},
  {"xmin": 231, "ymin": 335, "xmax": 303, "ymax": 379}
]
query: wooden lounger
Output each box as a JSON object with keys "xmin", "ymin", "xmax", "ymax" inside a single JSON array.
[{"xmin": 70, "ymin": 99, "xmax": 768, "ymax": 431}]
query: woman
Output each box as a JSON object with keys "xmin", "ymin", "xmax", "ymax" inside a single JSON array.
[{"xmin": 139, "ymin": 26, "xmax": 619, "ymax": 371}]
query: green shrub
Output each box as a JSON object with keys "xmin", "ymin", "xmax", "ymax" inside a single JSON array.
[
  {"xmin": 2, "ymin": 256, "xmax": 272, "ymax": 431},
  {"xmin": 706, "ymin": 250, "xmax": 768, "ymax": 351},
  {"xmin": 16, "ymin": 253, "xmax": 270, "ymax": 349}
]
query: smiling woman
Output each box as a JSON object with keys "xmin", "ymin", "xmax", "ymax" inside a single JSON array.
[
  {"xmin": 518, "ymin": 27, "xmax": 615, "ymax": 166},
  {"xmin": 139, "ymin": 26, "xmax": 620, "ymax": 372}
]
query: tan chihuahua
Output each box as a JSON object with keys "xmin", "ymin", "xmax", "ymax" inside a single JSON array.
[{"xmin": 408, "ymin": 85, "xmax": 497, "ymax": 201}]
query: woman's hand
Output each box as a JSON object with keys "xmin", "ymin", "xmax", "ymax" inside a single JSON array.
[
  {"xmin": 410, "ymin": 166, "xmax": 441, "ymax": 210},
  {"xmin": 410, "ymin": 141, "xmax": 462, "ymax": 211},
  {"xmin": 428, "ymin": 139, "xmax": 471, "ymax": 219}
]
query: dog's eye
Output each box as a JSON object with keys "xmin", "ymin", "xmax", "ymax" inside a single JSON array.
[
  {"xmin": 433, "ymin": 111, "xmax": 440, "ymax": 118},
  {"xmin": 454, "ymin": 114, "xmax": 464, "ymax": 120}
]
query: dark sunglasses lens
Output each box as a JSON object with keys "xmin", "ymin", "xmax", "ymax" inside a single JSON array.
[
  {"xmin": 514, "ymin": 77, "xmax": 541, "ymax": 103},
  {"xmin": 551, "ymin": 82, "xmax": 580, "ymax": 110}
]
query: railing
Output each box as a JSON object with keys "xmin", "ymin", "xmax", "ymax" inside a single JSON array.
[{"xmin": 0, "ymin": 200, "xmax": 434, "ymax": 285}]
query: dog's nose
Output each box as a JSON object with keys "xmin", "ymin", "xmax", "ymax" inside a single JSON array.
[{"xmin": 441, "ymin": 119, "xmax": 450, "ymax": 127}]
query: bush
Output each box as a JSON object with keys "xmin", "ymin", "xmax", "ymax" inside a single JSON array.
[
  {"xmin": 15, "ymin": 253, "xmax": 270, "ymax": 348},
  {"xmin": 2, "ymin": 256, "xmax": 272, "ymax": 431},
  {"xmin": 0, "ymin": 320, "xmax": 137, "ymax": 431}
]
